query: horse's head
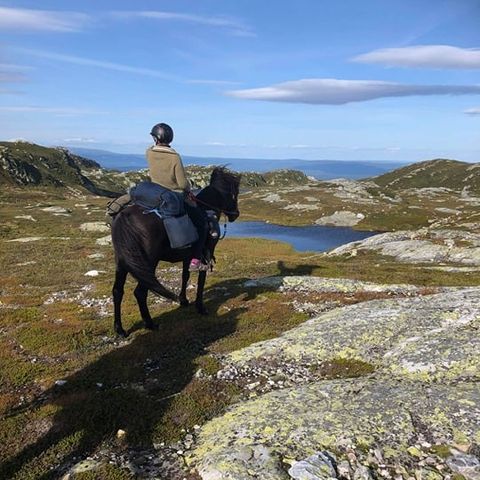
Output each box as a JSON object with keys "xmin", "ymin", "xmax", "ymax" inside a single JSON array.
[{"xmin": 210, "ymin": 167, "xmax": 241, "ymax": 222}]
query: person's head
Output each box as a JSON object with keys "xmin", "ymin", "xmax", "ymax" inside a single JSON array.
[{"xmin": 150, "ymin": 123, "xmax": 174, "ymax": 146}]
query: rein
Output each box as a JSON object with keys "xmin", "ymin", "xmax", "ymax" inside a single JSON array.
[{"xmin": 190, "ymin": 194, "xmax": 238, "ymax": 217}]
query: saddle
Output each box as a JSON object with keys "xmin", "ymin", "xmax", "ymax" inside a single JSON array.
[{"xmin": 130, "ymin": 181, "xmax": 198, "ymax": 249}]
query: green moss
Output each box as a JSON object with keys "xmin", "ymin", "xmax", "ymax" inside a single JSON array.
[
  {"xmin": 314, "ymin": 358, "xmax": 376, "ymax": 379},
  {"xmin": 74, "ymin": 464, "xmax": 134, "ymax": 480},
  {"xmin": 194, "ymin": 355, "xmax": 222, "ymax": 376},
  {"xmin": 429, "ymin": 444, "xmax": 451, "ymax": 458}
]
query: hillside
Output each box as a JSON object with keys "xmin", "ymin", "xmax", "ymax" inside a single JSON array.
[
  {"xmin": 1, "ymin": 177, "xmax": 479, "ymax": 479},
  {"xmin": 372, "ymin": 158, "xmax": 480, "ymax": 193},
  {"xmin": 0, "ymin": 141, "xmax": 120, "ymax": 197},
  {"xmin": 1, "ymin": 143, "xmax": 480, "ymax": 479}
]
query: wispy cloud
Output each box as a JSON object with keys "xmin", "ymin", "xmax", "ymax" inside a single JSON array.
[
  {"xmin": 186, "ymin": 79, "xmax": 240, "ymax": 86},
  {"xmin": 111, "ymin": 10, "xmax": 255, "ymax": 37},
  {"xmin": 353, "ymin": 45, "xmax": 480, "ymax": 69},
  {"xmin": 465, "ymin": 107, "xmax": 480, "ymax": 115},
  {"xmin": 0, "ymin": 63, "xmax": 29, "ymax": 94},
  {"xmin": 0, "ymin": 7, "xmax": 90, "ymax": 32},
  {"xmin": 63, "ymin": 137, "xmax": 99, "ymax": 143},
  {"xmin": 0, "ymin": 71, "xmax": 25, "ymax": 83},
  {"xmin": 0, "ymin": 106, "xmax": 108, "ymax": 116},
  {"xmin": 15, "ymin": 48, "xmax": 178, "ymax": 80},
  {"xmin": 227, "ymin": 79, "xmax": 480, "ymax": 105}
]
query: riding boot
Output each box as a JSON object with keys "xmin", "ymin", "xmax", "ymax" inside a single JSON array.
[{"xmin": 184, "ymin": 202, "xmax": 208, "ymax": 261}]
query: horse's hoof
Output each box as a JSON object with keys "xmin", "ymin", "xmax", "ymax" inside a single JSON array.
[
  {"xmin": 145, "ymin": 322, "xmax": 158, "ymax": 331},
  {"xmin": 196, "ymin": 305, "xmax": 209, "ymax": 315},
  {"xmin": 179, "ymin": 298, "xmax": 189, "ymax": 307},
  {"xmin": 116, "ymin": 328, "xmax": 128, "ymax": 338}
]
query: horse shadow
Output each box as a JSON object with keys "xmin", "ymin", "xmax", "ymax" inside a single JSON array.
[{"xmin": 0, "ymin": 261, "xmax": 318, "ymax": 479}]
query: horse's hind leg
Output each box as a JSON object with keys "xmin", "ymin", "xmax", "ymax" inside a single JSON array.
[
  {"xmin": 134, "ymin": 283, "xmax": 157, "ymax": 330},
  {"xmin": 113, "ymin": 266, "xmax": 128, "ymax": 337},
  {"xmin": 179, "ymin": 259, "xmax": 190, "ymax": 307}
]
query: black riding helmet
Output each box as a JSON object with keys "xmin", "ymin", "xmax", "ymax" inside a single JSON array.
[{"xmin": 150, "ymin": 123, "xmax": 174, "ymax": 145}]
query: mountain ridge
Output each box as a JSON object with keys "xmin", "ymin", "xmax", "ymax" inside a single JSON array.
[{"xmin": 70, "ymin": 146, "xmax": 408, "ymax": 179}]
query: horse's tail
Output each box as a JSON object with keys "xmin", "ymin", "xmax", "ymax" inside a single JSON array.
[{"xmin": 111, "ymin": 211, "xmax": 177, "ymax": 301}]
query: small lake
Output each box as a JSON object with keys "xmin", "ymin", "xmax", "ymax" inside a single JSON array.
[{"xmin": 227, "ymin": 221, "xmax": 376, "ymax": 252}]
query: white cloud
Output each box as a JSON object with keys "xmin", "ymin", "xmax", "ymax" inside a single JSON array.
[
  {"xmin": 112, "ymin": 10, "xmax": 255, "ymax": 37},
  {"xmin": 187, "ymin": 79, "xmax": 240, "ymax": 86},
  {"xmin": 465, "ymin": 107, "xmax": 480, "ymax": 115},
  {"xmin": 353, "ymin": 45, "xmax": 480, "ymax": 69},
  {"xmin": 15, "ymin": 48, "xmax": 177, "ymax": 80},
  {"xmin": 0, "ymin": 7, "xmax": 89, "ymax": 32},
  {"xmin": 227, "ymin": 78, "xmax": 480, "ymax": 105},
  {"xmin": 0, "ymin": 106, "xmax": 107, "ymax": 116}
]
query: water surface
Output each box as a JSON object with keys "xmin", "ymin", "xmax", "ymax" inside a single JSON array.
[{"xmin": 227, "ymin": 221, "xmax": 376, "ymax": 252}]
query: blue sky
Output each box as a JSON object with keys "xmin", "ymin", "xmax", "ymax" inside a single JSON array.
[{"xmin": 0, "ymin": 0, "xmax": 479, "ymax": 161}]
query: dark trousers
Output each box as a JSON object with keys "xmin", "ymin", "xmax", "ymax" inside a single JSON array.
[{"xmin": 185, "ymin": 203, "xmax": 207, "ymax": 259}]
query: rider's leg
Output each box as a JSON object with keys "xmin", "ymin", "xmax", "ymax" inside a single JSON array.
[{"xmin": 184, "ymin": 203, "xmax": 208, "ymax": 269}]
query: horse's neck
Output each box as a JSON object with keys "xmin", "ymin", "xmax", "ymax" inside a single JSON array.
[{"xmin": 196, "ymin": 186, "xmax": 222, "ymax": 211}]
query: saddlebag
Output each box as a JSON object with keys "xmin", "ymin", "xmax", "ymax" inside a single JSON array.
[
  {"xmin": 163, "ymin": 214, "xmax": 199, "ymax": 249},
  {"xmin": 130, "ymin": 181, "xmax": 198, "ymax": 249}
]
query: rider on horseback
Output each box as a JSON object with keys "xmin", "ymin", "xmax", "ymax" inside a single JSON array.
[{"xmin": 147, "ymin": 123, "xmax": 208, "ymax": 272}]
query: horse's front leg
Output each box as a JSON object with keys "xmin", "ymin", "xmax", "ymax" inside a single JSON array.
[
  {"xmin": 179, "ymin": 259, "xmax": 190, "ymax": 307},
  {"xmin": 195, "ymin": 270, "xmax": 208, "ymax": 315}
]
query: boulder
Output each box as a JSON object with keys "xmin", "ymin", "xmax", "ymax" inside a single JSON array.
[{"xmin": 315, "ymin": 211, "xmax": 364, "ymax": 227}]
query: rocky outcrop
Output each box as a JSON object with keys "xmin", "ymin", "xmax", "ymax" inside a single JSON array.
[
  {"xmin": 0, "ymin": 142, "xmax": 120, "ymax": 197},
  {"xmin": 329, "ymin": 229, "xmax": 480, "ymax": 265},
  {"xmin": 192, "ymin": 380, "xmax": 480, "ymax": 480},
  {"xmin": 188, "ymin": 282, "xmax": 480, "ymax": 479},
  {"xmin": 315, "ymin": 210, "xmax": 365, "ymax": 227},
  {"xmin": 225, "ymin": 287, "xmax": 479, "ymax": 381}
]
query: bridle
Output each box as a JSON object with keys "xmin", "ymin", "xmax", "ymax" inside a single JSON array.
[
  {"xmin": 190, "ymin": 184, "xmax": 239, "ymax": 240},
  {"xmin": 190, "ymin": 184, "xmax": 239, "ymax": 217}
]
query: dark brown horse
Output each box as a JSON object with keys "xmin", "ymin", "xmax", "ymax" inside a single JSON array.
[{"xmin": 111, "ymin": 167, "xmax": 241, "ymax": 337}]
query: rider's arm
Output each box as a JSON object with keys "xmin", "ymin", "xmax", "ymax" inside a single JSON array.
[{"xmin": 174, "ymin": 156, "xmax": 191, "ymax": 192}]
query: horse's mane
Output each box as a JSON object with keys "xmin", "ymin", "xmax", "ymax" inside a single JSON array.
[{"xmin": 210, "ymin": 166, "xmax": 241, "ymax": 194}]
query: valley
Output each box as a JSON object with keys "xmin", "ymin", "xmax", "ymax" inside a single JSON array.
[{"xmin": 0, "ymin": 142, "xmax": 479, "ymax": 480}]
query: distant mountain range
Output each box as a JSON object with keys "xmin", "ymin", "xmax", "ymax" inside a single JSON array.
[
  {"xmin": 70, "ymin": 147, "xmax": 408, "ymax": 180},
  {"xmin": 3, "ymin": 142, "xmax": 478, "ymax": 200}
]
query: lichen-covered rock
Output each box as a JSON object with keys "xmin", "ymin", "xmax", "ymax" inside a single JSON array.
[
  {"xmin": 328, "ymin": 229, "xmax": 480, "ymax": 265},
  {"xmin": 244, "ymin": 275, "xmax": 423, "ymax": 295},
  {"xmin": 288, "ymin": 452, "xmax": 337, "ymax": 479},
  {"xmin": 95, "ymin": 234, "xmax": 112, "ymax": 246},
  {"xmin": 446, "ymin": 453, "xmax": 480, "ymax": 480},
  {"xmin": 79, "ymin": 222, "xmax": 110, "ymax": 233},
  {"xmin": 315, "ymin": 211, "xmax": 364, "ymax": 227},
  {"xmin": 190, "ymin": 380, "xmax": 480, "ymax": 479},
  {"xmin": 225, "ymin": 288, "xmax": 480, "ymax": 382}
]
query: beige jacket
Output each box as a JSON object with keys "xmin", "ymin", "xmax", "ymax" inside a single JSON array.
[{"xmin": 146, "ymin": 145, "xmax": 191, "ymax": 193}]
